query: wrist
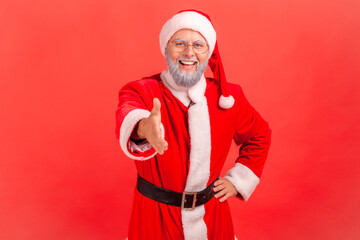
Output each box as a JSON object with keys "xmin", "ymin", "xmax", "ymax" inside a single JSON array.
[
  {"xmin": 131, "ymin": 119, "xmax": 146, "ymax": 140},
  {"xmin": 136, "ymin": 118, "xmax": 147, "ymax": 139}
]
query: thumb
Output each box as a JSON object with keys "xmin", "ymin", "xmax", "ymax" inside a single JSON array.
[{"xmin": 151, "ymin": 98, "xmax": 161, "ymax": 116}]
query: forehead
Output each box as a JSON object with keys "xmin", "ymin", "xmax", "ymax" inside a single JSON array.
[{"xmin": 170, "ymin": 29, "xmax": 207, "ymax": 43}]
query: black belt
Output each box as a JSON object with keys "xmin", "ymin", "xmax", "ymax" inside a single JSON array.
[{"xmin": 137, "ymin": 174, "xmax": 219, "ymax": 211}]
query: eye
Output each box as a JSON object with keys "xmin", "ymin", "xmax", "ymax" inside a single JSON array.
[
  {"xmin": 175, "ymin": 42, "xmax": 185, "ymax": 47},
  {"xmin": 194, "ymin": 42, "xmax": 205, "ymax": 48}
]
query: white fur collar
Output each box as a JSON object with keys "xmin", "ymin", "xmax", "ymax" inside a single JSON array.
[
  {"xmin": 161, "ymin": 69, "xmax": 211, "ymax": 240},
  {"xmin": 160, "ymin": 69, "xmax": 206, "ymax": 107}
]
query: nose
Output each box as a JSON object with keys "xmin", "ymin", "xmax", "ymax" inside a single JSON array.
[{"xmin": 183, "ymin": 44, "xmax": 195, "ymax": 57}]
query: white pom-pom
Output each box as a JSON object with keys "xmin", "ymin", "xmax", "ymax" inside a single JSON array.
[{"xmin": 219, "ymin": 95, "xmax": 234, "ymax": 109}]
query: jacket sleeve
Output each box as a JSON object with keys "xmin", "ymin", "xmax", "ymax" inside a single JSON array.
[
  {"xmin": 224, "ymin": 86, "xmax": 271, "ymax": 201},
  {"xmin": 115, "ymin": 80, "xmax": 163, "ymax": 160}
]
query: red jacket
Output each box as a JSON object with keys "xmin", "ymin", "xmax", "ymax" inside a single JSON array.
[{"xmin": 116, "ymin": 70, "xmax": 271, "ymax": 240}]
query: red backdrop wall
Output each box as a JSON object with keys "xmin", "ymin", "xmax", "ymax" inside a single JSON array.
[{"xmin": 1, "ymin": 0, "xmax": 359, "ymax": 239}]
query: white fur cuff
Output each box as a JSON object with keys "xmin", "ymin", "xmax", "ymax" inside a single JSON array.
[
  {"xmin": 224, "ymin": 163, "xmax": 260, "ymax": 201},
  {"xmin": 119, "ymin": 109, "xmax": 159, "ymax": 161}
]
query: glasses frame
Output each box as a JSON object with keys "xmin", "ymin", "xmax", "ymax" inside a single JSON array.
[{"xmin": 169, "ymin": 40, "xmax": 209, "ymax": 54}]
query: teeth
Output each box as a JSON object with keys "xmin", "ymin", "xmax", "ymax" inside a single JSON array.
[{"xmin": 180, "ymin": 61, "xmax": 196, "ymax": 65}]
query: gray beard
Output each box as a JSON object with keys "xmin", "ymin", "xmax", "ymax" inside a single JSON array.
[{"xmin": 165, "ymin": 48, "xmax": 208, "ymax": 88}]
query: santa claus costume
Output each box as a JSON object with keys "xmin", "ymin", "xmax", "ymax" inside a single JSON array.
[{"xmin": 116, "ymin": 10, "xmax": 271, "ymax": 240}]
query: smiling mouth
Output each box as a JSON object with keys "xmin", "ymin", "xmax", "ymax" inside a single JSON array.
[{"xmin": 179, "ymin": 60, "xmax": 197, "ymax": 66}]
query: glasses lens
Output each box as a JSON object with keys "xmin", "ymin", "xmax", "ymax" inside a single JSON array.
[
  {"xmin": 193, "ymin": 42, "xmax": 208, "ymax": 54},
  {"xmin": 172, "ymin": 40, "xmax": 208, "ymax": 54},
  {"xmin": 173, "ymin": 40, "xmax": 187, "ymax": 52}
]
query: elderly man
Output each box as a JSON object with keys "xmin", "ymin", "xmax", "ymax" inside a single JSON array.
[{"xmin": 116, "ymin": 10, "xmax": 271, "ymax": 240}]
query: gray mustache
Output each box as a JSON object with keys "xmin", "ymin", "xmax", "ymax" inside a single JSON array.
[{"xmin": 177, "ymin": 57, "xmax": 199, "ymax": 64}]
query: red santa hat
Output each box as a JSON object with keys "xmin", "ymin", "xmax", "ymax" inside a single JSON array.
[{"xmin": 159, "ymin": 10, "xmax": 235, "ymax": 109}]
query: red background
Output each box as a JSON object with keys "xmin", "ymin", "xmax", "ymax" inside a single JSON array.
[{"xmin": 1, "ymin": 0, "xmax": 360, "ymax": 239}]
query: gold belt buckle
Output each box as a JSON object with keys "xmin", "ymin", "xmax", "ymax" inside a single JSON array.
[{"xmin": 181, "ymin": 191, "xmax": 197, "ymax": 211}]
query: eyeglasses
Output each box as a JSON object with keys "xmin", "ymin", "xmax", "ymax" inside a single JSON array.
[{"xmin": 170, "ymin": 40, "xmax": 209, "ymax": 54}]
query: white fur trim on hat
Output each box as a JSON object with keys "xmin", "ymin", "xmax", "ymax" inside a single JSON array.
[
  {"xmin": 219, "ymin": 95, "xmax": 235, "ymax": 109},
  {"xmin": 160, "ymin": 11, "xmax": 216, "ymax": 57}
]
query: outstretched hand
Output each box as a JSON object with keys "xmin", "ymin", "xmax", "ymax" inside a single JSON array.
[
  {"xmin": 135, "ymin": 98, "xmax": 168, "ymax": 155},
  {"xmin": 213, "ymin": 178, "xmax": 237, "ymax": 202}
]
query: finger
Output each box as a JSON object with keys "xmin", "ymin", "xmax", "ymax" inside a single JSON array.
[
  {"xmin": 161, "ymin": 139, "xmax": 168, "ymax": 151},
  {"xmin": 151, "ymin": 125, "xmax": 166, "ymax": 146},
  {"xmin": 213, "ymin": 183, "xmax": 226, "ymax": 193},
  {"xmin": 153, "ymin": 139, "xmax": 168, "ymax": 155},
  {"xmin": 160, "ymin": 139, "xmax": 169, "ymax": 151},
  {"xmin": 156, "ymin": 143, "xmax": 166, "ymax": 155},
  {"xmin": 214, "ymin": 179, "xmax": 224, "ymax": 187},
  {"xmin": 154, "ymin": 143, "xmax": 164, "ymax": 155},
  {"xmin": 214, "ymin": 189, "xmax": 227, "ymax": 199},
  {"xmin": 146, "ymin": 120, "xmax": 162, "ymax": 141},
  {"xmin": 152, "ymin": 127, "xmax": 163, "ymax": 141},
  {"xmin": 220, "ymin": 193, "xmax": 230, "ymax": 202},
  {"xmin": 153, "ymin": 140, "xmax": 164, "ymax": 152},
  {"xmin": 151, "ymin": 98, "xmax": 161, "ymax": 116}
]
